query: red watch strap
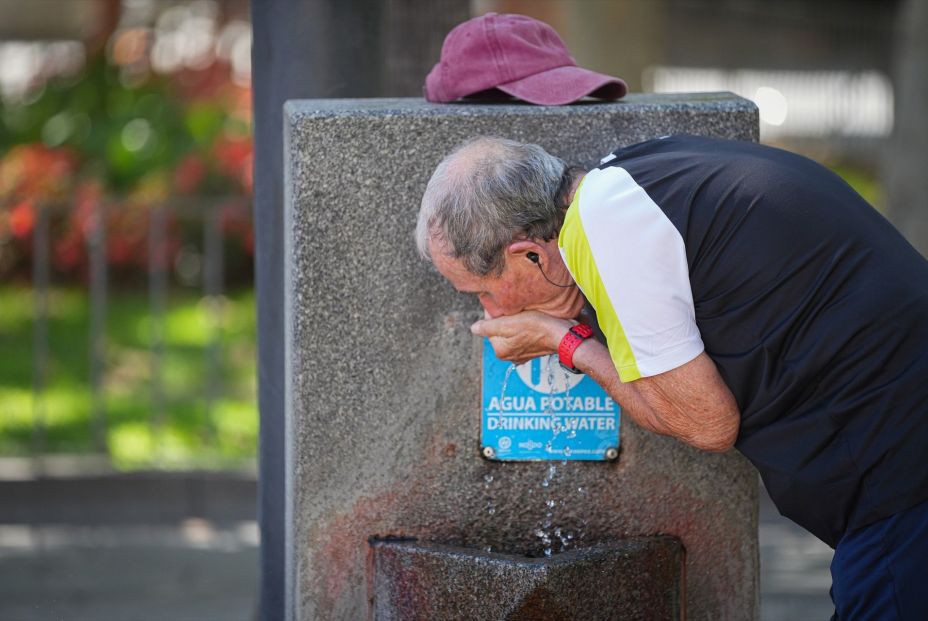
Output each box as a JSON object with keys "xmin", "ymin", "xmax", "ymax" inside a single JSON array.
[{"xmin": 558, "ymin": 324, "xmax": 593, "ymax": 371}]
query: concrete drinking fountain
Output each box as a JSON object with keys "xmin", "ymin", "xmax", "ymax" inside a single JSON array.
[{"xmin": 283, "ymin": 95, "xmax": 760, "ymax": 620}]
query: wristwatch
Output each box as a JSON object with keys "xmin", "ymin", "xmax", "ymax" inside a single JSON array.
[{"xmin": 558, "ymin": 323, "xmax": 593, "ymax": 374}]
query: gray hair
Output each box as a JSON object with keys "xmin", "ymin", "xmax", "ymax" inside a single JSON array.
[{"xmin": 416, "ymin": 136, "xmax": 573, "ymax": 276}]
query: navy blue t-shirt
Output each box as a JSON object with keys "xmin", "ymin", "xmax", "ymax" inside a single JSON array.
[{"xmin": 596, "ymin": 136, "xmax": 928, "ymax": 547}]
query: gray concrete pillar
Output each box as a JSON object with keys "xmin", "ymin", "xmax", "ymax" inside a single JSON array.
[
  {"xmin": 283, "ymin": 94, "xmax": 760, "ymax": 620},
  {"xmin": 252, "ymin": 2, "xmax": 381, "ymax": 617},
  {"xmin": 252, "ymin": 3, "xmax": 470, "ymax": 616}
]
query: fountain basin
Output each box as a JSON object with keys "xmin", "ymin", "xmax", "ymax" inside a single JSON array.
[{"xmin": 369, "ymin": 537, "xmax": 683, "ymax": 620}]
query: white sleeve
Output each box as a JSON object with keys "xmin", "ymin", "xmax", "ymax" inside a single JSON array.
[{"xmin": 558, "ymin": 166, "xmax": 704, "ymax": 382}]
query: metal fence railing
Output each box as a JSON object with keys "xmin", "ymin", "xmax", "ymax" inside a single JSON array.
[{"xmin": 5, "ymin": 196, "xmax": 254, "ymax": 473}]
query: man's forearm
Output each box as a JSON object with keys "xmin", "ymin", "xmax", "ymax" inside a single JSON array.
[
  {"xmin": 570, "ymin": 339, "xmax": 673, "ymax": 437},
  {"xmin": 471, "ymin": 310, "xmax": 739, "ymax": 451},
  {"xmin": 570, "ymin": 338, "xmax": 740, "ymax": 452}
]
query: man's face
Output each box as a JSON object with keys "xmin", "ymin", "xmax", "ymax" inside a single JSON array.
[{"xmin": 429, "ymin": 237, "xmax": 583, "ymax": 320}]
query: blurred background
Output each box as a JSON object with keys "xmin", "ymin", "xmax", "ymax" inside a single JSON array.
[{"xmin": 1, "ymin": 0, "xmax": 924, "ymax": 619}]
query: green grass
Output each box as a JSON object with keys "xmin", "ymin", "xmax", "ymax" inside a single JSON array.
[{"xmin": 0, "ymin": 285, "xmax": 257, "ymax": 470}]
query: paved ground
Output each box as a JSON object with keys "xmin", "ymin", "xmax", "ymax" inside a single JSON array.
[
  {"xmin": 0, "ymin": 468, "xmax": 259, "ymax": 621},
  {"xmin": 759, "ymin": 488, "xmax": 835, "ymax": 620},
  {"xmin": 0, "ymin": 472, "xmax": 834, "ymax": 620},
  {"xmin": 0, "ymin": 522, "xmax": 259, "ymax": 621}
]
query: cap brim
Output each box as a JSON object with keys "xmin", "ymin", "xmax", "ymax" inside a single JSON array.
[{"xmin": 496, "ymin": 65, "xmax": 627, "ymax": 106}]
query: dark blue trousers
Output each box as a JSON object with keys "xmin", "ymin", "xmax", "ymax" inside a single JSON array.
[{"xmin": 830, "ymin": 497, "xmax": 928, "ymax": 620}]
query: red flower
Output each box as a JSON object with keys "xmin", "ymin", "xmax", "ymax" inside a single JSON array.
[
  {"xmin": 174, "ymin": 155, "xmax": 207, "ymax": 194},
  {"xmin": 212, "ymin": 137, "xmax": 252, "ymax": 190},
  {"xmin": 9, "ymin": 201, "xmax": 35, "ymax": 239},
  {"xmin": 2, "ymin": 145, "xmax": 78, "ymax": 200}
]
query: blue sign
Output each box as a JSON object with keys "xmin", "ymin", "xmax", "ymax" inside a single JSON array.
[{"xmin": 480, "ymin": 339, "xmax": 621, "ymax": 461}]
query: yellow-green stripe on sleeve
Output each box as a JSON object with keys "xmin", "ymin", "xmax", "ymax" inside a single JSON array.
[{"xmin": 559, "ymin": 195, "xmax": 643, "ymax": 382}]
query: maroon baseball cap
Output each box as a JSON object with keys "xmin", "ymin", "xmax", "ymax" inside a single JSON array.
[{"xmin": 424, "ymin": 13, "xmax": 627, "ymax": 106}]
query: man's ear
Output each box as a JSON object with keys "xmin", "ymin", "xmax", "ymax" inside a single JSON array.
[{"xmin": 506, "ymin": 239, "xmax": 545, "ymax": 262}]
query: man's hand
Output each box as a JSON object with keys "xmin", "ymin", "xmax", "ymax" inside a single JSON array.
[{"xmin": 470, "ymin": 311, "xmax": 572, "ymax": 365}]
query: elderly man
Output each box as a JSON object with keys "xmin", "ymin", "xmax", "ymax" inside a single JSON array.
[{"xmin": 416, "ymin": 135, "xmax": 928, "ymax": 619}]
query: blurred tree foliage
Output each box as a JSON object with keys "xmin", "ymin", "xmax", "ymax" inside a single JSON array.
[
  {"xmin": 0, "ymin": 51, "xmax": 253, "ymax": 284},
  {"xmin": 1, "ymin": 55, "xmax": 189, "ymax": 191}
]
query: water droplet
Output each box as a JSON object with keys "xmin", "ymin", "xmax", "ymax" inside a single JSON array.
[
  {"xmin": 487, "ymin": 507, "xmax": 496, "ymax": 515},
  {"xmin": 577, "ymin": 486, "xmax": 585, "ymax": 494},
  {"xmin": 544, "ymin": 548, "xmax": 552, "ymax": 557},
  {"xmin": 563, "ymin": 446, "xmax": 572, "ymax": 457},
  {"xmin": 546, "ymin": 499, "xmax": 556, "ymax": 509},
  {"xmin": 483, "ymin": 474, "xmax": 494, "ymax": 485},
  {"xmin": 540, "ymin": 479, "xmax": 550, "ymax": 488}
]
